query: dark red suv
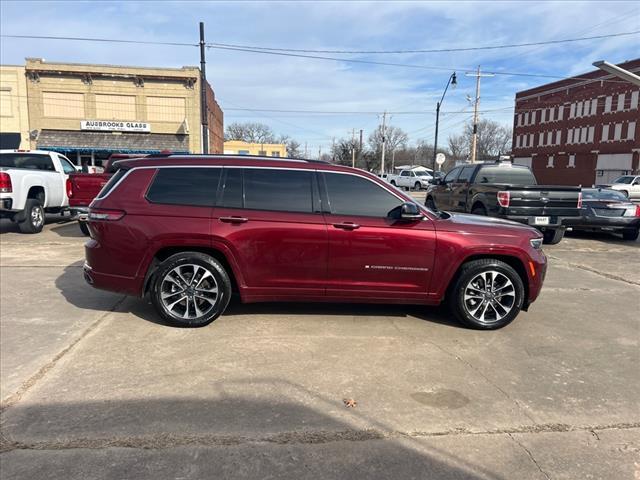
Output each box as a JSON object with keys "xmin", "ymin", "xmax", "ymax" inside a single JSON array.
[{"xmin": 84, "ymin": 155, "xmax": 547, "ymax": 329}]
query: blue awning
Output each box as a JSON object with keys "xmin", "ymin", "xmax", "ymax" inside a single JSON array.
[{"xmin": 39, "ymin": 146, "xmax": 189, "ymax": 154}]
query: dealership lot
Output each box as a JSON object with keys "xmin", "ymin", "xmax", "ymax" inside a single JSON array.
[{"xmin": 0, "ymin": 214, "xmax": 638, "ymax": 479}]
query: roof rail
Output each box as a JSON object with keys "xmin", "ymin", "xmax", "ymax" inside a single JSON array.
[{"xmin": 148, "ymin": 153, "xmax": 329, "ymax": 164}]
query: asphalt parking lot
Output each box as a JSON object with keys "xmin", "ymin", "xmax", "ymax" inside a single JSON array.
[{"xmin": 0, "ymin": 212, "xmax": 638, "ymax": 480}]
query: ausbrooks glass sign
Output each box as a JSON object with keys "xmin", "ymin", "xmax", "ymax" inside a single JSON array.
[{"xmin": 81, "ymin": 120, "xmax": 151, "ymax": 132}]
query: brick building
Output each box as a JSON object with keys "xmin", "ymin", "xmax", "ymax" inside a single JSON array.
[
  {"xmin": 19, "ymin": 58, "xmax": 223, "ymax": 169},
  {"xmin": 511, "ymin": 59, "xmax": 639, "ymax": 186}
]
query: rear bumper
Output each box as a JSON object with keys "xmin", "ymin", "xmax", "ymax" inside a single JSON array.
[
  {"xmin": 563, "ymin": 216, "xmax": 640, "ymax": 231},
  {"xmin": 83, "ymin": 262, "xmax": 141, "ymax": 296}
]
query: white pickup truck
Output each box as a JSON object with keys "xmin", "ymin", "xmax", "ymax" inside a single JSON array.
[
  {"xmin": 0, "ymin": 150, "xmax": 78, "ymax": 233},
  {"xmin": 387, "ymin": 168, "xmax": 433, "ymax": 191}
]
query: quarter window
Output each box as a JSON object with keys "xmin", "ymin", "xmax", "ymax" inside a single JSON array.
[
  {"xmin": 0, "ymin": 153, "xmax": 55, "ymax": 171},
  {"xmin": 147, "ymin": 168, "xmax": 220, "ymax": 206},
  {"xmin": 244, "ymin": 168, "xmax": 314, "ymax": 213},
  {"xmin": 324, "ymin": 172, "xmax": 402, "ymax": 217}
]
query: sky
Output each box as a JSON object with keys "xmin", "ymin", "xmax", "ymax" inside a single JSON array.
[{"xmin": 1, "ymin": 1, "xmax": 639, "ymax": 156}]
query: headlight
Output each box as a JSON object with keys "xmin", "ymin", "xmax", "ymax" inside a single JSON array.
[{"xmin": 530, "ymin": 238, "xmax": 543, "ymax": 249}]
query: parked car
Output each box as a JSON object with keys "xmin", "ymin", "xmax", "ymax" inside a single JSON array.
[
  {"xmin": 607, "ymin": 175, "xmax": 640, "ymax": 200},
  {"xmin": 67, "ymin": 154, "xmax": 148, "ymax": 235},
  {"xmin": 425, "ymin": 160, "xmax": 582, "ymax": 244},
  {"xmin": 0, "ymin": 149, "xmax": 77, "ymax": 233},
  {"xmin": 564, "ymin": 188, "xmax": 640, "ymax": 241},
  {"xmin": 84, "ymin": 154, "xmax": 547, "ymax": 330},
  {"xmin": 388, "ymin": 168, "xmax": 433, "ymax": 190}
]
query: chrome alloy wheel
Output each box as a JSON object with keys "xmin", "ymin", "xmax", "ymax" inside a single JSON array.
[
  {"xmin": 463, "ymin": 270, "xmax": 516, "ymax": 325},
  {"xmin": 31, "ymin": 205, "xmax": 44, "ymax": 228},
  {"xmin": 160, "ymin": 264, "xmax": 219, "ymax": 320}
]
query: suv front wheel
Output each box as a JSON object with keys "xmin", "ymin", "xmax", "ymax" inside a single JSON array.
[
  {"xmin": 151, "ymin": 252, "xmax": 232, "ymax": 327},
  {"xmin": 449, "ymin": 259, "xmax": 525, "ymax": 330}
]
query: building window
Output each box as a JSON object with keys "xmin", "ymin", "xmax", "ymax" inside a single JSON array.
[
  {"xmin": 614, "ymin": 123, "xmax": 622, "ymax": 141},
  {"xmin": 516, "ymin": 135, "xmax": 521, "ymax": 148},
  {"xmin": 43, "ymin": 92, "xmax": 85, "ymax": 118},
  {"xmin": 576, "ymin": 101, "xmax": 583, "ymax": 117},
  {"xmin": 238, "ymin": 150, "xmax": 250, "ymax": 155},
  {"xmin": 524, "ymin": 112, "xmax": 529, "ymax": 125},
  {"xmin": 271, "ymin": 151, "xmax": 281, "ymax": 157},
  {"xmin": 581, "ymin": 127, "xmax": 588, "ymax": 143},
  {"xmin": 601, "ymin": 124, "xmax": 609, "ymax": 142},
  {"xmin": 558, "ymin": 105, "xmax": 564, "ymax": 120},
  {"xmin": 541, "ymin": 109, "xmax": 547, "ymax": 123},
  {"xmin": 547, "ymin": 156, "xmax": 554, "ymax": 168},
  {"xmin": 547, "ymin": 131, "xmax": 553, "ymax": 145},
  {"xmin": 628, "ymin": 121, "xmax": 636, "ymax": 141},
  {"xmin": 568, "ymin": 154, "xmax": 575, "ymax": 168},
  {"xmin": 617, "ymin": 93, "xmax": 625, "ymax": 111},
  {"xmin": 631, "ymin": 91, "xmax": 639, "ymax": 110},
  {"xmin": 569, "ymin": 103, "xmax": 576, "ymax": 118},
  {"xmin": 539, "ymin": 132, "xmax": 544, "ymax": 146},
  {"xmin": 604, "ymin": 96, "xmax": 612, "ymax": 113},
  {"xmin": 555, "ymin": 130, "xmax": 561, "ymax": 145},
  {"xmin": 590, "ymin": 98, "xmax": 597, "ymax": 116},
  {"xmin": 529, "ymin": 133, "xmax": 534, "ymax": 147},
  {"xmin": 549, "ymin": 107, "xmax": 555, "ymax": 122},
  {"xmin": 587, "ymin": 126, "xmax": 594, "ymax": 143},
  {"xmin": 568, "ymin": 128, "xmax": 574, "ymax": 144},
  {"xmin": 258, "ymin": 150, "xmax": 267, "ymax": 155}
]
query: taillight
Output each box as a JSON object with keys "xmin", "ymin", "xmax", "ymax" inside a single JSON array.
[
  {"xmin": 577, "ymin": 192, "xmax": 582, "ymax": 209},
  {"xmin": 66, "ymin": 178, "xmax": 73, "ymax": 198},
  {"xmin": 88, "ymin": 208, "xmax": 125, "ymax": 221},
  {"xmin": 0, "ymin": 172, "xmax": 12, "ymax": 193},
  {"xmin": 497, "ymin": 191, "xmax": 510, "ymax": 208},
  {"xmin": 635, "ymin": 205, "xmax": 640, "ymax": 217}
]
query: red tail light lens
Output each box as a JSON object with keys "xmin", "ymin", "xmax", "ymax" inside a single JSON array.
[
  {"xmin": 66, "ymin": 178, "xmax": 73, "ymax": 198},
  {"xmin": 0, "ymin": 172, "xmax": 12, "ymax": 193},
  {"xmin": 497, "ymin": 191, "xmax": 510, "ymax": 208},
  {"xmin": 635, "ymin": 205, "xmax": 640, "ymax": 217},
  {"xmin": 88, "ymin": 208, "xmax": 125, "ymax": 221},
  {"xmin": 577, "ymin": 192, "xmax": 582, "ymax": 209}
]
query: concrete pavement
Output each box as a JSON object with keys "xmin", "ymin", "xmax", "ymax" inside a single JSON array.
[{"xmin": 0, "ymin": 216, "xmax": 638, "ymax": 479}]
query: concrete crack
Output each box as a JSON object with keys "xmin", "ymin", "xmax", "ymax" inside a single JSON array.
[
  {"xmin": 547, "ymin": 255, "xmax": 640, "ymax": 287},
  {"xmin": 0, "ymin": 296, "xmax": 127, "ymax": 412},
  {"xmin": 508, "ymin": 433, "xmax": 551, "ymax": 480},
  {"xmin": 2, "ymin": 422, "xmax": 637, "ymax": 453}
]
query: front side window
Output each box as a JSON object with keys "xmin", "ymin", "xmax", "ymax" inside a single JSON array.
[
  {"xmin": 147, "ymin": 168, "xmax": 220, "ymax": 206},
  {"xmin": 244, "ymin": 168, "xmax": 314, "ymax": 213},
  {"xmin": 443, "ymin": 167, "xmax": 461, "ymax": 184},
  {"xmin": 400, "ymin": 171, "xmax": 410, "ymax": 177},
  {"xmin": 456, "ymin": 165, "xmax": 475, "ymax": 183},
  {"xmin": 324, "ymin": 172, "xmax": 402, "ymax": 217}
]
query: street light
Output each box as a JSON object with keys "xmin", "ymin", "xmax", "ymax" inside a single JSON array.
[
  {"xmin": 432, "ymin": 72, "xmax": 456, "ymax": 173},
  {"xmin": 592, "ymin": 60, "xmax": 640, "ymax": 87}
]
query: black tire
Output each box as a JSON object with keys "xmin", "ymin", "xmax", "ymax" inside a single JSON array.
[
  {"xmin": 150, "ymin": 252, "xmax": 232, "ymax": 327},
  {"xmin": 542, "ymin": 228, "xmax": 564, "ymax": 245},
  {"xmin": 448, "ymin": 259, "xmax": 525, "ymax": 330},
  {"xmin": 390, "ymin": 180, "xmax": 396, "ymax": 186},
  {"xmin": 18, "ymin": 199, "xmax": 45, "ymax": 234},
  {"xmin": 414, "ymin": 182, "xmax": 421, "ymax": 191},
  {"xmin": 78, "ymin": 221, "xmax": 90, "ymax": 236},
  {"xmin": 426, "ymin": 196, "xmax": 437, "ymax": 210},
  {"xmin": 471, "ymin": 205, "xmax": 487, "ymax": 216},
  {"xmin": 622, "ymin": 228, "xmax": 639, "ymax": 241}
]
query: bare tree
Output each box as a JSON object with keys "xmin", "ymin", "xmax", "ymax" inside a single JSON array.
[
  {"xmin": 224, "ymin": 122, "xmax": 276, "ymax": 143},
  {"xmin": 368, "ymin": 125, "xmax": 408, "ymax": 157},
  {"xmin": 448, "ymin": 133, "xmax": 469, "ymax": 163},
  {"xmin": 462, "ymin": 119, "xmax": 512, "ymax": 160},
  {"xmin": 278, "ymin": 134, "xmax": 302, "ymax": 158}
]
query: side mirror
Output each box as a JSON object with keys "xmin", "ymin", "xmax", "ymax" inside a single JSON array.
[{"xmin": 400, "ymin": 202, "xmax": 424, "ymax": 221}]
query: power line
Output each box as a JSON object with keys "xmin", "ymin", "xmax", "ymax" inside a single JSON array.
[
  {"xmin": 206, "ymin": 30, "xmax": 640, "ymax": 55},
  {"xmin": 0, "ymin": 34, "xmax": 196, "ymax": 47}
]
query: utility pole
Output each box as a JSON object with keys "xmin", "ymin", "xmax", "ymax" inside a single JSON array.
[
  {"xmin": 351, "ymin": 128, "xmax": 356, "ymax": 168},
  {"xmin": 358, "ymin": 129, "xmax": 363, "ymax": 169},
  {"xmin": 331, "ymin": 137, "xmax": 335, "ymax": 163},
  {"xmin": 199, "ymin": 22, "xmax": 209, "ymax": 154},
  {"xmin": 466, "ymin": 66, "xmax": 494, "ymax": 163},
  {"xmin": 380, "ymin": 111, "xmax": 387, "ymax": 174},
  {"xmin": 318, "ymin": 146, "xmax": 321, "ymax": 159},
  {"xmin": 304, "ymin": 141, "xmax": 308, "ymax": 158}
]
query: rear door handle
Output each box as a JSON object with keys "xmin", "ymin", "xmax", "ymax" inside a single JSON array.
[
  {"xmin": 333, "ymin": 222, "xmax": 360, "ymax": 230},
  {"xmin": 219, "ymin": 216, "xmax": 248, "ymax": 224}
]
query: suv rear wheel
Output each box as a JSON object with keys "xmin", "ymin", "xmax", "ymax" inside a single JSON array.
[
  {"xmin": 449, "ymin": 259, "xmax": 525, "ymax": 330},
  {"xmin": 151, "ymin": 252, "xmax": 232, "ymax": 327}
]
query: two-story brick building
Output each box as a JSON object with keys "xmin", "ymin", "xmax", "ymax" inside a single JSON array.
[{"xmin": 511, "ymin": 59, "xmax": 639, "ymax": 186}]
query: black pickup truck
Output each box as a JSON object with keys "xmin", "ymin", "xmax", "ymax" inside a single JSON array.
[{"xmin": 425, "ymin": 161, "xmax": 582, "ymax": 244}]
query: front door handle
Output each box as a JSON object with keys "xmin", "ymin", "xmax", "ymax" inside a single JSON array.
[
  {"xmin": 219, "ymin": 216, "xmax": 248, "ymax": 224},
  {"xmin": 333, "ymin": 222, "xmax": 360, "ymax": 230}
]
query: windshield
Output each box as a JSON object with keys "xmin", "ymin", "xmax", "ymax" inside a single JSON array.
[
  {"xmin": 582, "ymin": 189, "xmax": 629, "ymax": 201},
  {"xmin": 613, "ymin": 176, "xmax": 634, "ymax": 184}
]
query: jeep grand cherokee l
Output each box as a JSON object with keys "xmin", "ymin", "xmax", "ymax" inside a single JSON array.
[{"xmin": 84, "ymin": 155, "xmax": 547, "ymax": 330}]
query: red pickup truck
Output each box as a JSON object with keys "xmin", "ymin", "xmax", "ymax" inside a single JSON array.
[{"xmin": 67, "ymin": 154, "xmax": 147, "ymax": 235}]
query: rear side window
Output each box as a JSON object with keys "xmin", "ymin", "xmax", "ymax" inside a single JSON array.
[
  {"xmin": 220, "ymin": 169, "xmax": 243, "ymax": 208},
  {"xmin": 324, "ymin": 172, "xmax": 402, "ymax": 217},
  {"xmin": 244, "ymin": 168, "xmax": 314, "ymax": 213},
  {"xmin": 0, "ymin": 153, "xmax": 55, "ymax": 171},
  {"xmin": 147, "ymin": 168, "xmax": 220, "ymax": 206},
  {"xmin": 474, "ymin": 166, "xmax": 536, "ymax": 185}
]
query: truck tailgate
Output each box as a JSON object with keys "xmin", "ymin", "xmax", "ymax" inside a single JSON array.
[
  {"xmin": 506, "ymin": 186, "xmax": 581, "ymax": 217},
  {"xmin": 68, "ymin": 173, "xmax": 111, "ymax": 208}
]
